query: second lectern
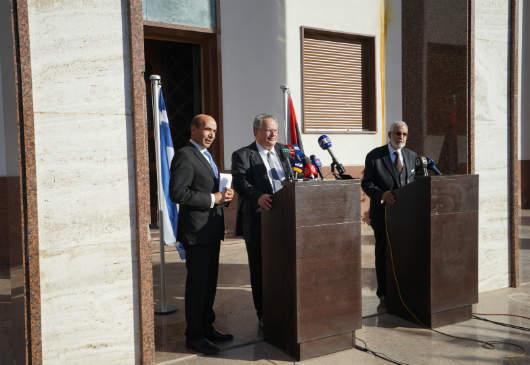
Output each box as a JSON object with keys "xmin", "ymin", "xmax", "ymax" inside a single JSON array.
[
  {"xmin": 261, "ymin": 180, "xmax": 361, "ymax": 361},
  {"xmin": 385, "ymin": 175, "xmax": 479, "ymax": 328}
]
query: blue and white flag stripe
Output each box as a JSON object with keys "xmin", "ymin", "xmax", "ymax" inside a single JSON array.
[{"xmin": 158, "ymin": 88, "xmax": 186, "ymax": 260}]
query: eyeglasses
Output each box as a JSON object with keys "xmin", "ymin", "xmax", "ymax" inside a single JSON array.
[
  {"xmin": 260, "ymin": 128, "xmax": 279, "ymax": 135},
  {"xmin": 394, "ymin": 132, "xmax": 408, "ymax": 136}
]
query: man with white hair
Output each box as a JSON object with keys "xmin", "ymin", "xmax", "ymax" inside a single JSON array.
[
  {"xmin": 231, "ymin": 113, "xmax": 292, "ymax": 329},
  {"xmin": 361, "ymin": 121, "xmax": 417, "ymax": 310}
]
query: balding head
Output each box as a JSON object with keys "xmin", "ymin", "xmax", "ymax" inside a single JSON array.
[{"xmin": 190, "ymin": 114, "xmax": 217, "ymax": 149}]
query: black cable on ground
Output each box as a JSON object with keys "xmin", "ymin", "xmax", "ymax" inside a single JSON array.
[
  {"xmin": 383, "ymin": 205, "xmax": 527, "ymax": 365},
  {"xmin": 473, "ymin": 313, "xmax": 530, "ymax": 321},
  {"xmin": 472, "ymin": 315, "xmax": 530, "ymax": 332},
  {"xmin": 355, "ymin": 337, "xmax": 411, "ymax": 365}
]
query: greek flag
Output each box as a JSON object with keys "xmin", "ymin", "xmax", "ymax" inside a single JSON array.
[{"xmin": 158, "ymin": 89, "xmax": 186, "ymax": 260}]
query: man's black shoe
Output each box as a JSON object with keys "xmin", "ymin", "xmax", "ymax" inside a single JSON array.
[
  {"xmin": 377, "ymin": 296, "xmax": 386, "ymax": 314},
  {"xmin": 204, "ymin": 327, "xmax": 234, "ymax": 342},
  {"xmin": 185, "ymin": 337, "xmax": 220, "ymax": 355}
]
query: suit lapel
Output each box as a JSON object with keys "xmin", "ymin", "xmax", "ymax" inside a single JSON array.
[
  {"xmin": 402, "ymin": 148, "xmax": 415, "ymax": 179},
  {"xmin": 275, "ymin": 144, "xmax": 291, "ymax": 175},
  {"xmin": 250, "ymin": 142, "xmax": 272, "ymax": 192},
  {"xmin": 189, "ymin": 143, "xmax": 216, "ymax": 179},
  {"xmin": 382, "ymin": 146, "xmax": 400, "ymax": 187}
]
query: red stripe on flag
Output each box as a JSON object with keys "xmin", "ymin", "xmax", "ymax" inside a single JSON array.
[{"xmin": 288, "ymin": 95, "xmax": 298, "ymax": 145}]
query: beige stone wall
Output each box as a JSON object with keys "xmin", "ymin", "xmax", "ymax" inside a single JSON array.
[
  {"xmin": 26, "ymin": 0, "xmax": 140, "ymax": 363},
  {"xmin": 474, "ymin": 0, "xmax": 510, "ymax": 291}
]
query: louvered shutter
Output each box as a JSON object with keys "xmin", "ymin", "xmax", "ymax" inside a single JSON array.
[{"xmin": 302, "ymin": 28, "xmax": 375, "ymax": 133}]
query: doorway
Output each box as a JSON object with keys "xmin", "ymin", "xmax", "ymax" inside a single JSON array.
[
  {"xmin": 144, "ymin": 39, "xmax": 203, "ymax": 225},
  {"xmin": 143, "ymin": 26, "xmax": 223, "ymax": 226}
]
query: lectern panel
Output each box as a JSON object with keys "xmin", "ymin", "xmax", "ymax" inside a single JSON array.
[
  {"xmin": 296, "ymin": 223, "xmax": 360, "ymax": 341},
  {"xmin": 430, "ymin": 175, "xmax": 478, "ymax": 214},
  {"xmin": 430, "ymin": 212, "xmax": 478, "ymax": 311},
  {"xmin": 295, "ymin": 180, "xmax": 360, "ymax": 227}
]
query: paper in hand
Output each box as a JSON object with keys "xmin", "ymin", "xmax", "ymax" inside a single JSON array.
[{"xmin": 219, "ymin": 173, "xmax": 232, "ymax": 192}]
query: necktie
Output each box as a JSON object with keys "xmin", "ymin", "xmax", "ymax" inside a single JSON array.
[
  {"xmin": 203, "ymin": 150, "xmax": 219, "ymax": 179},
  {"xmin": 394, "ymin": 151, "xmax": 403, "ymax": 173},
  {"xmin": 267, "ymin": 151, "xmax": 283, "ymax": 193}
]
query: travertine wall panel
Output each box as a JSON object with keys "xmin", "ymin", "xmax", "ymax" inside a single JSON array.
[
  {"xmin": 474, "ymin": 0, "xmax": 510, "ymax": 291},
  {"xmin": 26, "ymin": 0, "xmax": 139, "ymax": 363}
]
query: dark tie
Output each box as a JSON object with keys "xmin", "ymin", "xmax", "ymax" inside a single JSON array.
[
  {"xmin": 203, "ymin": 150, "xmax": 219, "ymax": 179},
  {"xmin": 394, "ymin": 151, "xmax": 403, "ymax": 173},
  {"xmin": 267, "ymin": 151, "xmax": 282, "ymax": 193}
]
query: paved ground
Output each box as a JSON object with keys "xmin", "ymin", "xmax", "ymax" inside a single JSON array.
[{"xmin": 152, "ymin": 214, "xmax": 530, "ymax": 365}]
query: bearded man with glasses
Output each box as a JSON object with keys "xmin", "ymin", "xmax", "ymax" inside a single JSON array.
[{"xmin": 361, "ymin": 121, "xmax": 418, "ymax": 312}]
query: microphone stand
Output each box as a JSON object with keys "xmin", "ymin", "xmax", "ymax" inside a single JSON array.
[{"xmin": 330, "ymin": 161, "xmax": 353, "ymax": 180}]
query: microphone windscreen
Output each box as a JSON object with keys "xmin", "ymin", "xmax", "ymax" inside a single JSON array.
[
  {"xmin": 318, "ymin": 135, "xmax": 332, "ymax": 150},
  {"xmin": 292, "ymin": 159, "xmax": 303, "ymax": 173},
  {"xmin": 281, "ymin": 148, "xmax": 293, "ymax": 160}
]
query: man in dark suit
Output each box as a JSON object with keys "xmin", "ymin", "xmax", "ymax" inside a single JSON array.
[
  {"xmin": 231, "ymin": 114, "xmax": 291, "ymax": 328},
  {"xmin": 361, "ymin": 121, "xmax": 417, "ymax": 310},
  {"xmin": 170, "ymin": 114, "xmax": 235, "ymax": 355}
]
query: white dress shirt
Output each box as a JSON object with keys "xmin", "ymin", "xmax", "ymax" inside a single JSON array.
[{"xmin": 256, "ymin": 141, "xmax": 286, "ymax": 192}]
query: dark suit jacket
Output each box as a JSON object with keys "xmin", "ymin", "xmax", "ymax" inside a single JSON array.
[
  {"xmin": 361, "ymin": 144, "xmax": 417, "ymax": 222},
  {"xmin": 231, "ymin": 142, "xmax": 291, "ymax": 242},
  {"xmin": 169, "ymin": 143, "xmax": 224, "ymax": 246}
]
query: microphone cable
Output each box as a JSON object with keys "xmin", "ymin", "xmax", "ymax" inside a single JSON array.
[
  {"xmin": 355, "ymin": 337, "xmax": 411, "ymax": 365},
  {"xmin": 472, "ymin": 312, "xmax": 530, "ymax": 321},
  {"xmin": 383, "ymin": 205, "xmax": 527, "ymax": 364},
  {"xmin": 471, "ymin": 314, "xmax": 530, "ymax": 332}
]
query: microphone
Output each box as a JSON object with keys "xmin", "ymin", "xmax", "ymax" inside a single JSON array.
[
  {"xmin": 302, "ymin": 156, "xmax": 318, "ymax": 179},
  {"xmin": 317, "ymin": 135, "xmax": 352, "ymax": 179},
  {"xmin": 285, "ymin": 144, "xmax": 295, "ymax": 157},
  {"xmin": 291, "ymin": 158, "xmax": 303, "ymax": 179},
  {"xmin": 415, "ymin": 156, "xmax": 429, "ymax": 176},
  {"xmin": 426, "ymin": 157, "xmax": 442, "ymax": 175},
  {"xmin": 281, "ymin": 148, "xmax": 295, "ymax": 181},
  {"xmin": 310, "ymin": 154, "xmax": 324, "ymax": 180}
]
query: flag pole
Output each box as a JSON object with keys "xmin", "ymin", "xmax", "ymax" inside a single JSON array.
[
  {"xmin": 281, "ymin": 84, "xmax": 289, "ymax": 144},
  {"xmin": 151, "ymin": 75, "xmax": 177, "ymax": 315}
]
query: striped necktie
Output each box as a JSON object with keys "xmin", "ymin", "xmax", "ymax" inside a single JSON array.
[
  {"xmin": 203, "ymin": 150, "xmax": 219, "ymax": 179},
  {"xmin": 267, "ymin": 151, "xmax": 282, "ymax": 193}
]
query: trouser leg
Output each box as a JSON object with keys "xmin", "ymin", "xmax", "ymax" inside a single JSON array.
[
  {"xmin": 372, "ymin": 219, "xmax": 387, "ymax": 298},
  {"xmin": 244, "ymin": 238, "xmax": 263, "ymax": 318},
  {"xmin": 184, "ymin": 244, "xmax": 211, "ymax": 339},
  {"xmin": 204, "ymin": 241, "xmax": 220, "ymax": 330}
]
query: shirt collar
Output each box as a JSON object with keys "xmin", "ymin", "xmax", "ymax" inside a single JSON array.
[
  {"xmin": 190, "ymin": 139, "xmax": 207, "ymax": 153},
  {"xmin": 256, "ymin": 141, "xmax": 275, "ymax": 155},
  {"xmin": 388, "ymin": 143, "xmax": 402, "ymax": 155}
]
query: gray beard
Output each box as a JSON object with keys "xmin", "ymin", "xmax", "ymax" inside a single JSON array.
[{"xmin": 390, "ymin": 140, "xmax": 406, "ymax": 150}]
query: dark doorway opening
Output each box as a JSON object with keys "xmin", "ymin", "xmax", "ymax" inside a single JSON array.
[{"xmin": 144, "ymin": 39, "xmax": 203, "ymax": 225}]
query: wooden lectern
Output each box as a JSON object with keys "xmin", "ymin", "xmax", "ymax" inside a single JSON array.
[
  {"xmin": 385, "ymin": 175, "xmax": 478, "ymax": 328},
  {"xmin": 261, "ymin": 179, "xmax": 362, "ymax": 361}
]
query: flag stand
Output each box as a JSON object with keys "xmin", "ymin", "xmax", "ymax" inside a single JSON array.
[
  {"xmin": 151, "ymin": 75, "xmax": 177, "ymax": 315},
  {"xmin": 154, "ymin": 210, "xmax": 176, "ymax": 314}
]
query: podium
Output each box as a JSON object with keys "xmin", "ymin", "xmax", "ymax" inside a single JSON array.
[
  {"xmin": 385, "ymin": 175, "xmax": 478, "ymax": 328},
  {"xmin": 261, "ymin": 180, "xmax": 361, "ymax": 361}
]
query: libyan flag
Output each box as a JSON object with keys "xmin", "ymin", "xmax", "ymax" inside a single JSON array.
[{"xmin": 287, "ymin": 94, "xmax": 305, "ymax": 154}]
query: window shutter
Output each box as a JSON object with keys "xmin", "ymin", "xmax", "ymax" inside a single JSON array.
[{"xmin": 302, "ymin": 29, "xmax": 374, "ymax": 133}]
